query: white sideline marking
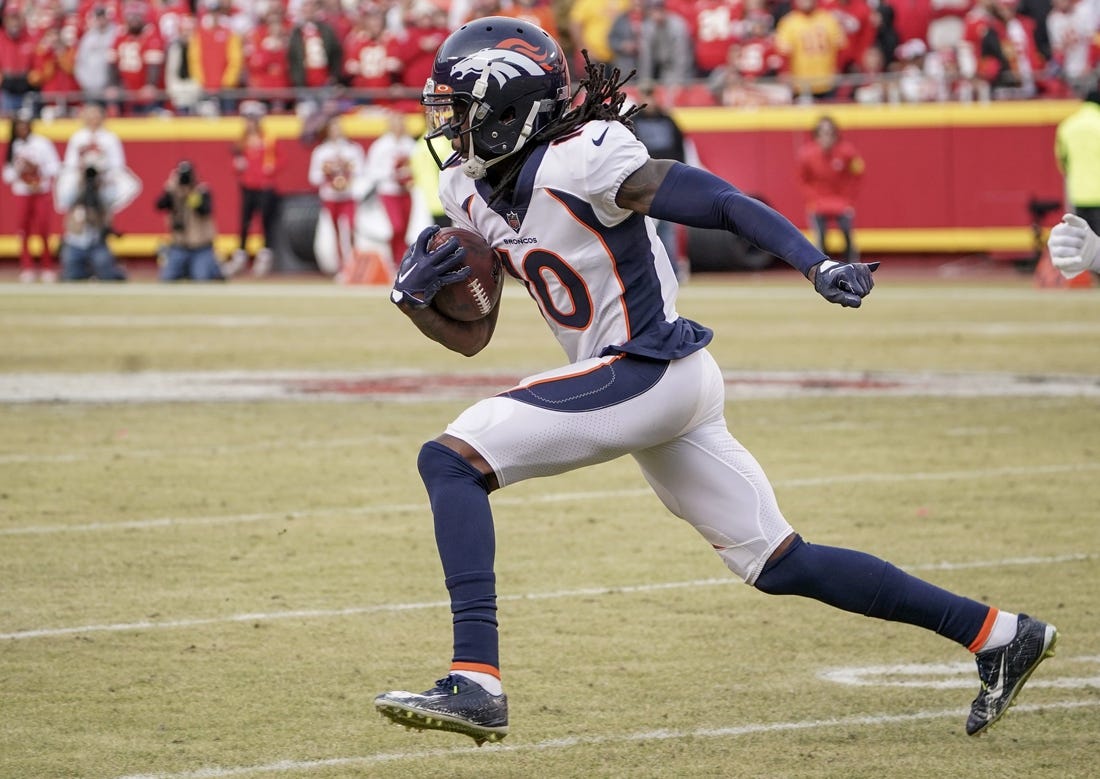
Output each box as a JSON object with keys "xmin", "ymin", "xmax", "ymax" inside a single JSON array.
[
  {"xmin": 819, "ymin": 656, "xmax": 1100, "ymax": 690},
  {"xmin": 1, "ymin": 553, "xmax": 1090, "ymax": 641},
  {"xmin": 2, "ymin": 368, "xmax": 1099, "ymax": 404},
  {"xmin": 7, "ymin": 312, "xmax": 1100, "ymax": 336},
  {"xmin": 4, "ymin": 461, "xmax": 1099, "ymax": 537},
  {"xmin": 111, "ymin": 700, "xmax": 1100, "ymax": 779}
]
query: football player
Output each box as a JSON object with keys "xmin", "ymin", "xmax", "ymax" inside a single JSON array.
[{"xmin": 376, "ymin": 17, "xmax": 1058, "ymax": 745}]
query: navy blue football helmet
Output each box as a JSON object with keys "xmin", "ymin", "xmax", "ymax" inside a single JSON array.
[{"xmin": 422, "ymin": 16, "xmax": 571, "ymax": 179}]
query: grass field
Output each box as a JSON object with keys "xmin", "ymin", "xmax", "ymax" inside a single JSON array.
[{"xmin": 1, "ymin": 270, "xmax": 1099, "ymax": 778}]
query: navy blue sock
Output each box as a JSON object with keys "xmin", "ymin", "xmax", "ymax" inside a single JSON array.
[
  {"xmin": 417, "ymin": 441, "xmax": 499, "ymax": 670},
  {"xmin": 754, "ymin": 535, "xmax": 992, "ymax": 649}
]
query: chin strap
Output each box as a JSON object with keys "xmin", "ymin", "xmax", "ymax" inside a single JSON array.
[
  {"xmin": 461, "ymin": 148, "xmax": 516, "ymax": 180},
  {"xmin": 461, "ymin": 154, "xmax": 490, "ymax": 180}
]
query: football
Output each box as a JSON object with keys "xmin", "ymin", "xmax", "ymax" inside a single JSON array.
[{"xmin": 428, "ymin": 227, "xmax": 504, "ymax": 322}]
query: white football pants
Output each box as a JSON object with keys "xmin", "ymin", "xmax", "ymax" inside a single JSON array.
[{"xmin": 445, "ymin": 348, "xmax": 794, "ymax": 584}]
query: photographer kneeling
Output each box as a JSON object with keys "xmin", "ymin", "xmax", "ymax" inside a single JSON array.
[
  {"xmin": 155, "ymin": 161, "xmax": 224, "ymax": 282},
  {"xmin": 58, "ymin": 164, "xmax": 128, "ymax": 282}
]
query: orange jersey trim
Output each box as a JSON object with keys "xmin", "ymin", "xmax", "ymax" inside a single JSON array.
[
  {"xmin": 544, "ymin": 188, "xmax": 631, "ymax": 340},
  {"xmin": 501, "ymin": 353, "xmax": 624, "ymax": 395}
]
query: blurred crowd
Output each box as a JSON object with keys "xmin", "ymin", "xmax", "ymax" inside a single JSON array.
[{"xmin": 0, "ymin": 0, "xmax": 1096, "ymax": 117}]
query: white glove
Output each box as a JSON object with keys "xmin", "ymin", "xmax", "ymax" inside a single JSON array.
[{"xmin": 1048, "ymin": 213, "xmax": 1100, "ymax": 279}]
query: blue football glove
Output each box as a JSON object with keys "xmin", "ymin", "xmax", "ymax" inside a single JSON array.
[
  {"xmin": 390, "ymin": 225, "xmax": 471, "ymax": 309},
  {"xmin": 812, "ymin": 259, "xmax": 880, "ymax": 308}
]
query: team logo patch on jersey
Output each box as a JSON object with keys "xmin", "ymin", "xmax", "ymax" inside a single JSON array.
[
  {"xmin": 451, "ymin": 40, "xmax": 553, "ymax": 88},
  {"xmin": 506, "ymin": 210, "xmax": 522, "ymax": 233}
]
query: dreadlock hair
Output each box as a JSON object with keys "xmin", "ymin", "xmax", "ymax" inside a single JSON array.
[
  {"xmin": 5, "ymin": 115, "xmax": 30, "ymax": 166},
  {"xmin": 488, "ymin": 51, "xmax": 643, "ymax": 207}
]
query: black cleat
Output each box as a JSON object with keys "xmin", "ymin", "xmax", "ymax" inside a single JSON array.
[
  {"xmin": 375, "ymin": 674, "xmax": 508, "ymax": 746},
  {"xmin": 966, "ymin": 614, "xmax": 1058, "ymax": 736}
]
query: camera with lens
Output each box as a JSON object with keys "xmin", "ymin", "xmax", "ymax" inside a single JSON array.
[
  {"xmin": 176, "ymin": 160, "xmax": 195, "ymax": 187},
  {"xmin": 83, "ymin": 165, "xmax": 99, "ymax": 183}
]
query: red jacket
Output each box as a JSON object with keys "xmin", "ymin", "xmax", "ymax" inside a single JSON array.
[
  {"xmin": 963, "ymin": 10, "xmax": 1044, "ymax": 85},
  {"xmin": 797, "ymin": 139, "xmax": 864, "ymax": 216},
  {"xmin": 342, "ymin": 29, "xmax": 398, "ymax": 89},
  {"xmin": 243, "ymin": 22, "xmax": 290, "ymax": 90},
  {"xmin": 30, "ymin": 27, "xmax": 80, "ymax": 94},
  {"xmin": 233, "ymin": 129, "xmax": 279, "ymax": 190},
  {"xmin": 820, "ymin": 0, "xmax": 874, "ymax": 73},
  {"xmin": 0, "ymin": 26, "xmax": 36, "ymax": 77},
  {"xmin": 395, "ymin": 24, "xmax": 448, "ymax": 88},
  {"xmin": 109, "ymin": 25, "xmax": 166, "ymax": 90},
  {"xmin": 688, "ymin": 0, "xmax": 743, "ymax": 74},
  {"xmin": 189, "ymin": 14, "xmax": 241, "ymax": 90}
]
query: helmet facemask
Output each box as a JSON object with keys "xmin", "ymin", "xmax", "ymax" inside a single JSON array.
[
  {"xmin": 423, "ymin": 78, "xmax": 566, "ymax": 180},
  {"xmin": 422, "ymin": 82, "xmax": 470, "ymax": 172}
]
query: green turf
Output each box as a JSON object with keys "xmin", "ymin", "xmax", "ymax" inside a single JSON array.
[{"xmin": 1, "ymin": 276, "xmax": 1098, "ymax": 778}]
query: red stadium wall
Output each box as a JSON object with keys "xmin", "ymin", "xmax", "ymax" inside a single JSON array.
[{"xmin": 0, "ymin": 101, "xmax": 1076, "ymax": 258}]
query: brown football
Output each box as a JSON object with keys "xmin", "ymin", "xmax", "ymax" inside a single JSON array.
[{"xmin": 428, "ymin": 227, "xmax": 504, "ymax": 322}]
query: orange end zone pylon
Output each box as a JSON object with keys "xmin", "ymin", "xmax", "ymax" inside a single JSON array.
[
  {"xmin": 345, "ymin": 249, "xmax": 394, "ymax": 286},
  {"xmin": 1033, "ymin": 249, "xmax": 1095, "ymax": 289}
]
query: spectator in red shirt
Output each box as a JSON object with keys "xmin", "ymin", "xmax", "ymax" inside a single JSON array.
[
  {"xmin": 189, "ymin": 0, "xmax": 242, "ymax": 112},
  {"xmin": 29, "ymin": 15, "xmax": 81, "ymax": 110},
  {"xmin": 797, "ymin": 115, "xmax": 865, "ymax": 262},
  {"xmin": 226, "ymin": 101, "xmax": 280, "ymax": 277},
  {"xmin": 243, "ymin": 3, "xmax": 291, "ymax": 109},
  {"xmin": 0, "ymin": 3, "xmax": 37, "ymax": 116},
  {"xmin": 688, "ymin": 0, "xmax": 744, "ymax": 76},
  {"xmin": 393, "ymin": 1, "xmax": 449, "ymax": 93},
  {"xmin": 821, "ymin": 0, "xmax": 876, "ymax": 73},
  {"xmin": 962, "ymin": 0, "xmax": 1048, "ymax": 96},
  {"xmin": 707, "ymin": 9, "xmax": 790, "ymax": 105},
  {"xmin": 319, "ymin": 0, "xmax": 353, "ymax": 43},
  {"xmin": 888, "ymin": 0, "xmax": 934, "ymax": 46},
  {"xmin": 288, "ymin": 0, "xmax": 343, "ymax": 93},
  {"xmin": 106, "ymin": 1, "xmax": 165, "ymax": 114},
  {"xmin": 342, "ymin": 4, "xmax": 400, "ymax": 105}
]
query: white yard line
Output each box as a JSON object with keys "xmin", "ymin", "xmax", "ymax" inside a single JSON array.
[
  {"xmin": 4, "ymin": 462, "xmax": 1098, "ymax": 537},
  {"xmin": 819, "ymin": 657, "xmax": 1100, "ymax": 690},
  {"xmin": 1, "ymin": 553, "xmax": 1090, "ymax": 641},
  {"xmin": 109, "ymin": 699, "xmax": 1100, "ymax": 779}
]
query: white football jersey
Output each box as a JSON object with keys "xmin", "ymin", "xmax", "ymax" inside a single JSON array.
[{"xmin": 439, "ymin": 120, "xmax": 712, "ymax": 363}]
